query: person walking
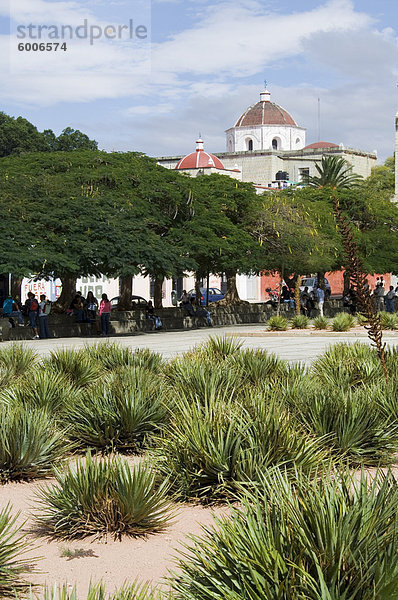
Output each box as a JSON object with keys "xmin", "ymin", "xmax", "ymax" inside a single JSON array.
[
  {"xmin": 385, "ymin": 286, "xmax": 395, "ymax": 313},
  {"xmin": 99, "ymin": 293, "xmax": 111, "ymax": 336},
  {"xmin": 38, "ymin": 294, "xmax": 51, "ymax": 339},
  {"xmin": 315, "ymin": 286, "xmax": 325, "ymax": 317}
]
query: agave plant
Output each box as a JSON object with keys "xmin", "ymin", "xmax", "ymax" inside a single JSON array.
[
  {"xmin": 291, "ymin": 383, "xmax": 398, "ymax": 465},
  {"xmin": 0, "ymin": 344, "xmax": 39, "ymax": 382},
  {"xmin": 199, "ymin": 336, "xmax": 244, "ymax": 361},
  {"xmin": 35, "ymin": 453, "xmax": 174, "ymax": 540},
  {"xmin": 170, "ymin": 468, "xmax": 398, "ymax": 600},
  {"xmin": 290, "ymin": 314, "xmax": 309, "ymax": 329},
  {"xmin": 379, "ymin": 311, "xmax": 398, "ymax": 330},
  {"xmin": 0, "ymin": 405, "xmax": 68, "ymax": 482},
  {"xmin": 227, "ymin": 348, "xmax": 288, "ymax": 388},
  {"xmin": 0, "ymin": 504, "xmax": 33, "ymax": 596},
  {"xmin": 331, "ymin": 312, "xmax": 356, "ymax": 332},
  {"xmin": 312, "ymin": 342, "xmax": 384, "ymax": 389},
  {"xmin": 312, "ymin": 315, "xmax": 329, "ymax": 330},
  {"xmin": 43, "ymin": 348, "xmax": 102, "ymax": 388},
  {"xmin": 0, "ymin": 370, "xmax": 78, "ymax": 416},
  {"xmin": 267, "ymin": 315, "xmax": 289, "ymax": 331},
  {"xmin": 28, "ymin": 581, "xmax": 164, "ymax": 600},
  {"xmin": 63, "ymin": 367, "xmax": 168, "ymax": 453}
]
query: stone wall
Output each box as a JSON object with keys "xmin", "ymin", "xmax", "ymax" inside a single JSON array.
[{"xmin": 0, "ymin": 300, "xmax": 347, "ymax": 341}]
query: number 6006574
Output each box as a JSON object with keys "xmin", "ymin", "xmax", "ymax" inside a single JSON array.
[{"xmin": 18, "ymin": 42, "xmax": 67, "ymax": 51}]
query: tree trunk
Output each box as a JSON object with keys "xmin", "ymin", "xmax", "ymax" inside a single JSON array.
[
  {"xmin": 295, "ymin": 275, "xmax": 302, "ymax": 315},
  {"xmin": 56, "ymin": 275, "xmax": 76, "ymax": 310},
  {"xmin": 118, "ymin": 276, "xmax": 133, "ymax": 310},
  {"xmin": 223, "ymin": 269, "xmax": 240, "ymax": 304},
  {"xmin": 317, "ymin": 271, "xmax": 325, "ymax": 290},
  {"xmin": 11, "ymin": 277, "xmax": 22, "ymax": 300},
  {"xmin": 154, "ymin": 276, "xmax": 164, "ymax": 309},
  {"xmin": 343, "ymin": 270, "xmax": 350, "ymax": 296},
  {"xmin": 194, "ymin": 274, "xmax": 202, "ymax": 305}
]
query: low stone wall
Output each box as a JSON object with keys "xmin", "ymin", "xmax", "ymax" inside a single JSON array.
[{"xmin": 0, "ymin": 300, "xmax": 346, "ymax": 341}]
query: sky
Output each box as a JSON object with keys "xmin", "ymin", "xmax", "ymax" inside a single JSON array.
[{"xmin": 0, "ymin": 0, "xmax": 397, "ymax": 162}]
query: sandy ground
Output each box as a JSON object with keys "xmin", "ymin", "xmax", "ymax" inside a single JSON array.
[{"xmin": 0, "ymin": 458, "xmax": 229, "ymax": 597}]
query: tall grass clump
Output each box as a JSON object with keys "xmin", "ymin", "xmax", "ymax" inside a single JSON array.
[
  {"xmin": 0, "ymin": 504, "xmax": 33, "ymax": 596},
  {"xmin": 332, "ymin": 312, "xmax": 355, "ymax": 331},
  {"xmin": 290, "ymin": 383, "xmax": 398, "ymax": 465},
  {"xmin": 379, "ymin": 311, "xmax": 398, "ymax": 330},
  {"xmin": 63, "ymin": 367, "xmax": 167, "ymax": 453},
  {"xmin": 227, "ymin": 348, "xmax": 288, "ymax": 388},
  {"xmin": 0, "ymin": 370, "xmax": 78, "ymax": 416},
  {"xmin": 170, "ymin": 468, "xmax": 398, "ymax": 600},
  {"xmin": 199, "ymin": 336, "xmax": 244, "ymax": 361},
  {"xmin": 153, "ymin": 394, "xmax": 326, "ymax": 502},
  {"xmin": 290, "ymin": 314, "xmax": 309, "ymax": 329},
  {"xmin": 30, "ymin": 582, "xmax": 164, "ymax": 600},
  {"xmin": 312, "ymin": 342, "xmax": 384, "ymax": 390},
  {"xmin": 0, "ymin": 344, "xmax": 39, "ymax": 382},
  {"xmin": 84, "ymin": 343, "xmax": 163, "ymax": 374},
  {"xmin": 0, "ymin": 406, "xmax": 68, "ymax": 482},
  {"xmin": 35, "ymin": 453, "xmax": 173, "ymax": 540},
  {"xmin": 42, "ymin": 348, "xmax": 101, "ymax": 388},
  {"xmin": 267, "ymin": 315, "xmax": 289, "ymax": 331},
  {"xmin": 312, "ymin": 315, "xmax": 329, "ymax": 330}
]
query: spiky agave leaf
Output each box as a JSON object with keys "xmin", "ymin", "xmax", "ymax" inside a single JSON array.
[
  {"xmin": 42, "ymin": 348, "xmax": 102, "ymax": 389},
  {"xmin": 0, "ymin": 504, "xmax": 34, "ymax": 596},
  {"xmin": 0, "ymin": 344, "xmax": 39, "ymax": 382}
]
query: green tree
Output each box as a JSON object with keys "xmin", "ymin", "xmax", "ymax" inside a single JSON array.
[{"xmin": 304, "ymin": 155, "xmax": 363, "ymax": 189}]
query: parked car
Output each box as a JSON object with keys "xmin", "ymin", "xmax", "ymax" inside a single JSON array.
[
  {"xmin": 187, "ymin": 287, "xmax": 225, "ymax": 305},
  {"xmin": 110, "ymin": 295, "xmax": 149, "ymax": 310},
  {"xmin": 300, "ymin": 277, "xmax": 331, "ymax": 300}
]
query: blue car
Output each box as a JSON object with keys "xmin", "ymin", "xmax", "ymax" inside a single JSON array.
[{"xmin": 188, "ymin": 287, "xmax": 225, "ymax": 305}]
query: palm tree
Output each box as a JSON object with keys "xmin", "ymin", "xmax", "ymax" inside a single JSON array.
[{"xmin": 304, "ymin": 155, "xmax": 363, "ymax": 189}]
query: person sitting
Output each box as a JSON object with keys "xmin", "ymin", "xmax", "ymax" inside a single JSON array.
[
  {"xmin": 179, "ymin": 290, "xmax": 195, "ymax": 316},
  {"xmin": 2, "ymin": 294, "xmax": 24, "ymax": 327},
  {"xmin": 343, "ymin": 287, "xmax": 357, "ymax": 315},
  {"xmin": 192, "ymin": 297, "xmax": 213, "ymax": 327},
  {"xmin": 145, "ymin": 301, "xmax": 162, "ymax": 330},
  {"xmin": 281, "ymin": 285, "xmax": 295, "ymax": 309},
  {"xmin": 70, "ymin": 293, "xmax": 86, "ymax": 322}
]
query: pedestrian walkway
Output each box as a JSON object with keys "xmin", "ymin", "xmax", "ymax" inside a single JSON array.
[{"xmin": 3, "ymin": 324, "xmax": 398, "ymax": 366}]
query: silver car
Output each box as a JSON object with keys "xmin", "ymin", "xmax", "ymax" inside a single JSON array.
[{"xmin": 300, "ymin": 277, "xmax": 331, "ymax": 300}]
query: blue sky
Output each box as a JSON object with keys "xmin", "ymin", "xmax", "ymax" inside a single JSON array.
[{"xmin": 0, "ymin": 0, "xmax": 397, "ymax": 161}]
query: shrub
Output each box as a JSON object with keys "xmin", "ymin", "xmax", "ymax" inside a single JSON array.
[
  {"xmin": 356, "ymin": 313, "xmax": 368, "ymax": 326},
  {"xmin": 0, "ymin": 406, "xmax": 68, "ymax": 482},
  {"xmin": 63, "ymin": 367, "xmax": 167, "ymax": 453},
  {"xmin": 31, "ymin": 581, "xmax": 164, "ymax": 600},
  {"xmin": 267, "ymin": 316, "xmax": 289, "ymax": 331},
  {"xmin": 0, "ymin": 370, "xmax": 77, "ymax": 415},
  {"xmin": 43, "ymin": 349, "xmax": 102, "ymax": 388},
  {"xmin": 83, "ymin": 343, "xmax": 163, "ymax": 373},
  {"xmin": 332, "ymin": 312, "xmax": 356, "ymax": 331},
  {"xmin": 227, "ymin": 348, "xmax": 288, "ymax": 387},
  {"xmin": 35, "ymin": 453, "xmax": 173, "ymax": 540},
  {"xmin": 0, "ymin": 504, "xmax": 32, "ymax": 596},
  {"xmin": 312, "ymin": 315, "xmax": 329, "ymax": 330},
  {"xmin": 153, "ymin": 394, "xmax": 326, "ymax": 502},
  {"xmin": 312, "ymin": 342, "xmax": 384, "ymax": 389},
  {"xmin": 199, "ymin": 336, "xmax": 244, "ymax": 361},
  {"xmin": 0, "ymin": 344, "xmax": 39, "ymax": 382},
  {"xmin": 291, "ymin": 383, "xmax": 398, "ymax": 465},
  {"xmin": 379, "ymin": 311, "xmax": 398, "ymax": 330},
  {"xmin": 290, "ymin": 315, "xmax": 309, "ymax": 329},
  {"xmin": 170, "ymin": 468, "xmax": 398, "ymax": 600}
]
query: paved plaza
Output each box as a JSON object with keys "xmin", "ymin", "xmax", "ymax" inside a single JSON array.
[{"xmin": 3, "ymin": 324, "xmax": 398, "ymax": 366}]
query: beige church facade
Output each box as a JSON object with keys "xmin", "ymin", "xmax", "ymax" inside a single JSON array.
[{"xmin": 157, "ymin": 87, "xmax": 377, "ymax": 189}]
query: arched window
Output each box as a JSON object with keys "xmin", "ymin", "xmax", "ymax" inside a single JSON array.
[
  {"xmin": 246, "ymin": 139, "xmax": 253, "ymax": 151},
  {"xmin": 272, "ymin": 138, "xmax": 278, "ymax": 150},
  {"xmin": 296, "ymin": 137, "xmax": 300, "ymax": 145}
]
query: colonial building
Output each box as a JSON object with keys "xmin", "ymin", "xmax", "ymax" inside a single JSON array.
[{"xmin": 157, "ymin": 86, "xmax": 377, "ymax": 189}]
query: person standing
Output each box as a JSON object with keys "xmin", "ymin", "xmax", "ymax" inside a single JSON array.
[
  {"xmin": 99, "ymin": 293, "xmax": 111, "ymax": 336},
  {"xmin": 385, "ymin": 286, "xmax": 396, "ymax": 314},
  {"xmin": 315, "ymin": 286, "xmax": 325, "ymax": 317},
  {"xmin": 38, "ymin": 294, "xmax": 51, "ymax": 339},
  {"xmin": 25, "ymin": 292, "xmax": 40, "ymax": 339}
]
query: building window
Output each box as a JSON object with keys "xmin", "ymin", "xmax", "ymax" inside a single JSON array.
[
  {"xmin": 299, "ymin": 168, "xmax": 309, "ymax": 181},
  {"xmin": 296, "ymin": 137, "xmax": 300, "ymax": 145},
  {"xmin": 272, "ymin": 138, "xmax": 279, "ymax": 150},
  {"xmin": 246, "ymin": 139, "xmax": 253, "ymax": 151}
]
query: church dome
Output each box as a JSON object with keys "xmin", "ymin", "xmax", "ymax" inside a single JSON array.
[
  {"xmin": 303, "ymin": 141, "xmax": 339, "ymax": 150},
  {"xmin": 176, "ymin": 139, "xmax": 225, "ymax": 170},
  {"xmin": 235, "ymin": 88, "xmax": 297, "ymax": 128}
]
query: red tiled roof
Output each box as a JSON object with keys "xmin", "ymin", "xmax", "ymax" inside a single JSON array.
[{"xmin": 235, "ymin": 101, "xmax": 296, "ymax": 127}]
